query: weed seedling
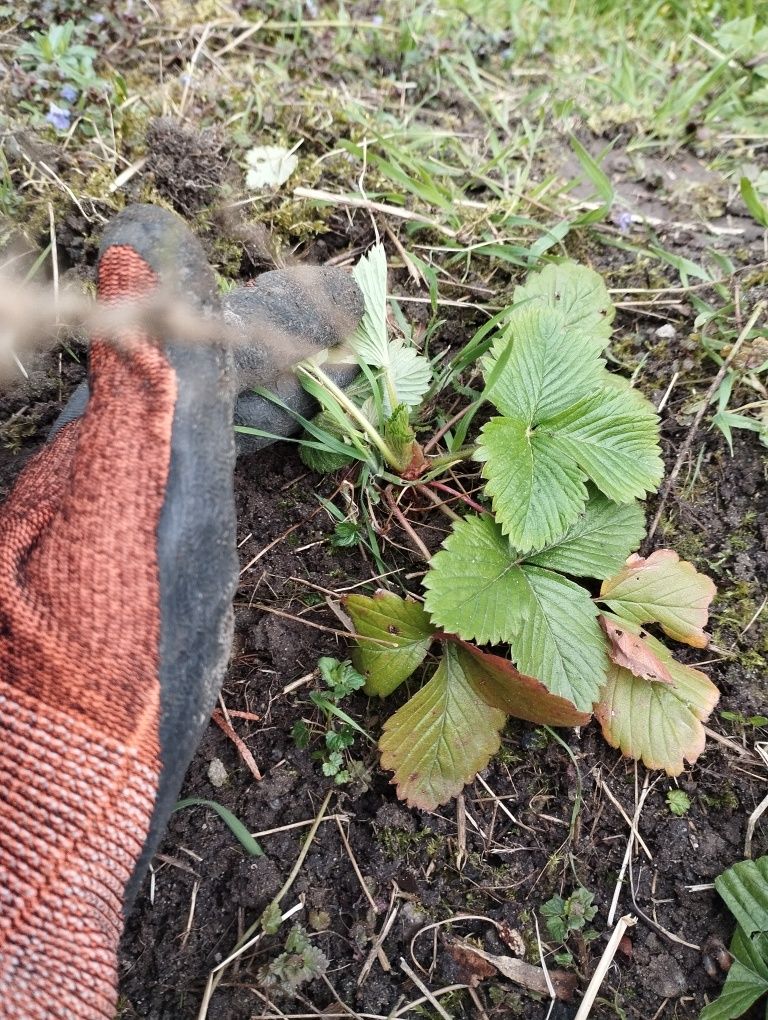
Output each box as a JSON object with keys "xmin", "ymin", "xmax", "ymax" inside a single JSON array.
[
  {"xmin": 259, "ymin": 925, "xmax": 329, "ymax": 993},
  {"xmin": 541, "ymin": 887, "xmax": 599, "ymax": 967},
  {"xmin": 293, "ymin": 657, "xmax": 368, "ymax": 786},
  {"xmin": 666, "ymin": 790, "xmax": 692, "ymax": 816}
]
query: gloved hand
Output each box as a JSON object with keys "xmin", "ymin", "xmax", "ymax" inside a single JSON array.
[
  {"xmin": 0, "ymin": 203, "xmax": 362, "ymax": 1019},
  {"xmin": 52, "ymin": 261, "xmax": 363, "ymax": 451}
]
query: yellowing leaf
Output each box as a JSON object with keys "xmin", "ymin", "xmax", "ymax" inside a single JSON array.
[
  {"xmin": 379, "ymin": 643, "xmax": 506, "ymax": 810},
  {"xmin": 600, "ymin": 549, "xmax": 716, "ymax": 647},
  {"xmin": 599, "ymin": 615, "xmax": 673, "ymax": 684},
  {"xmin": 595, "ymin": 625, "xmax": 719, "ymax": 775},
  {"xmin": 453, "ymin": 640, "xmax": 592, "ymax": 727},
  {"xmin": 346, "ymin": 591, "xmax": 434, "ymax": 697}
]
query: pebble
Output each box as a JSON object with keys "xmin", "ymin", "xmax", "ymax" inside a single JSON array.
[
  {"xmin": 656, "ymin": 324, "xmax": 677, "ymax": 340},
  {"xmin": 208, "ymin": 757, "xmax": 228, "ymax": 788},
  {"xmin": 645, "ymin": 955, "xmax": 688, "ymax": 997}
]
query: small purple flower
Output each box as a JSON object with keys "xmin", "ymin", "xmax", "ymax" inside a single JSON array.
[
  {"xmin": 60, "ymin": 84, "xmax": 78, "ymax": 103},
  {"xmin": 613, "ymin": 209, "xmax": 633, "ymax": 234},
  {"xmin": 46, "ymin": 103, "xmax": 71, "ymax": 132},
  {"xmin": 89, "ymin": 12, "xmax": 106, "ymax": 23},
  {"xmin": 371, "ymin": 14, "xmax": 383, "ymax": 26}
]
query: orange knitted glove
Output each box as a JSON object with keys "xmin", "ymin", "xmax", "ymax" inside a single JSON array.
[{"xmin": 0, "ymin": 205, "xmax": 237, "ymax": 1018}]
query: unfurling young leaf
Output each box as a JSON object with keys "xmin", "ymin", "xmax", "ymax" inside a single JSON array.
[
  {"xmin": 599, "ymin": 549, "xmax": 716, "ymax": 647},
  {"xmin": 383, "ymin": 403, "xmax": 419, "ymax": 473},
  {"xmin": 594, "ymin": 619, "xmax": 719, "ymax": 775},
  {"xmin": 345, "ymin": 592, "xmax": 434, "ymax": 697},
  {"xmin": 350, "ymin": 243, "xmax": 432, "ymax": 412},
  {"xmin": 379, "ymin": 642, "xmax": 507, "ymax": 810}
]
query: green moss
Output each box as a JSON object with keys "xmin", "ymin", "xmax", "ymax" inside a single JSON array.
[
  {"xmin": 377, "ymin": 827, "xmax": 435, "ymax": 861},
  {"xmin": 702, "ymin": 787, "xmax": 740, "ymax": 811}
]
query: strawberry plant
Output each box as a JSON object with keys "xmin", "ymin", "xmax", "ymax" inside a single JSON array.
[{"xmin": 337, "ymin": 260, "xmax": 719, "ymax": 810}]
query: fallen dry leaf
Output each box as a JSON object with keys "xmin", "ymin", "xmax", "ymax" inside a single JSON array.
[
  {"xmin": 600, "ymin": 616, "xmax": 673, "ymax": 684},
  {"xmin": 449, "ymin": 939, "xmax": 578, "ymax": 1001}
]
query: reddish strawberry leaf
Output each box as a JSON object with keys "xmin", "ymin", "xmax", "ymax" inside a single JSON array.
[
  {"xmin": 448, "ymin": 639, "xmax": 592, "ymax": 727},
  {"xmin": 379, "ymin": 643, "xmax": 506, "ymax": 810},
  {"xmin": 595, "ymin": 619, "xmax": 719, "ymax": 775},
  {"xmin": 600, "ymin": 549, "xmax": 716, "ymax": 648}
]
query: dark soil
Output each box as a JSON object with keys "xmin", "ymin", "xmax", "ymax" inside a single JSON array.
[{"xmin": 2, "ymin": 165, "xmax": 767, "ymax": 1020}]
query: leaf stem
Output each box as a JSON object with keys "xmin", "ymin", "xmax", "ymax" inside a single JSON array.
[{"xmin": 426, "ymin": 444, "xmax": 478, "ymax": 470}]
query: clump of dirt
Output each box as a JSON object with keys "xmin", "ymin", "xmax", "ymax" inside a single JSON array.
[{"xmin": 144, "ymin": 117, "xmax": 231, "ymax": 217}]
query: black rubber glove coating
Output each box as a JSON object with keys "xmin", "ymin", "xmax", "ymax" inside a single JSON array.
[{"xmin": 51, "ymin": 265, "xmax": 364, "ymax": 451}]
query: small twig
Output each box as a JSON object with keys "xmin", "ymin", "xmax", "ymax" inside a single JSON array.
[
  {"xmin": 532, "ymin": 914, "xmax": 556, "ymax": 1001},
  {"xmin": 335, "ymin": 817, "xmax": 379, "ymax": 914},
  {"xmin": 607, "ymin": 774, "xmax": 653, "ymax": 927},
  {"xmin": 211, "ymin": 707, "xmax": 262, "ymax": 782},
  {"xmin": 746, "ymin": 742, "xmax": 768, "ymax": 857},
  {"xmin": 294, "ymin": 186, "xmax": 458, "ymax": 239},
  {"xmin": 358, "ymin": 886, "xmax": 400, "ymax": 986},
  {"xmin": 399, "ymin": 958, "xmax": 452, "ymax": 1020},
  {"xmin": 745, "ymin": 791, "xmax": 768, "ymax": 858},
  {"xmin": 268, "ymin": 789, "xmax": 334, "ymax": 916},
  {"xmin": 574, "ymin": 915, "xmax": 637, "ymax": 1020},
  {"xmin": 180, "ymin": 881, "xmax": 201, "ymax": 949},
  {"xmin": 598, "ymin": 775, "xmax": 653, "ymax": 860},
  {"xmin": 648, "ymin": 300, "xmax": 766, "ymax": 542},
  {"xmin": 703, "ymin": 725, "xmax": 757, "ymax": 760},
  {"xmin": 250, "ymin": 814, "xmax": 348, "ymax": 841}
]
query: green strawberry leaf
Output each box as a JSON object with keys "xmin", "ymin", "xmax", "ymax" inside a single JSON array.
[
  {"xmin": 484, "ymin": 305, "xmax": 605, "ymax": 422},
  {"xmin": 423, "ymin": 515, "xmax": 607, "ymax": 711},
  {"xmin": 346, "ymin": 591, "xmax": 434, "ymax": 697},
  {"xmin": 714, "ymin": 857, "xmax": 768, "ymax": 946},
  {"xmin": 452, "ymin": 640, "xmax": 592, "ymax": 727},
  {"xmin": 599, "ymin": 549, "xmax": 717, "ymax": 648},
  {"xmin": 701, "ymin": 859, "xmax": 768, "ymax": 1020},
  {"xmin": 476, "ymin": 416, "xmax": 589, "ymax": 551},
  {"xmin": 524, "ymin": 490, "xmax": 646, "ymax": 579},
  {"xmin": 477, "ymin": 381, "xmax": 661, "ymax": 553},
  {"xmin": 546, "ymin": 388, "xmax": 664, "ymax": 504},
  {"xmin": 594, "ymin": 619, "xmax": 719, "ymax": 775},
  {"xmin": 379, "ymin": 642, "xmax": 507, "ymax": 810},
  {"xmin": 423, "ymin": 514, "xmax": 527, "ymax": 647},
  {"xmin": 513, "ymin": 261, "xmax": 615, "ymax": 351},
  {"xmin": 512, "ymin": 564, "xmax": 607, "ymax": 711}
]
